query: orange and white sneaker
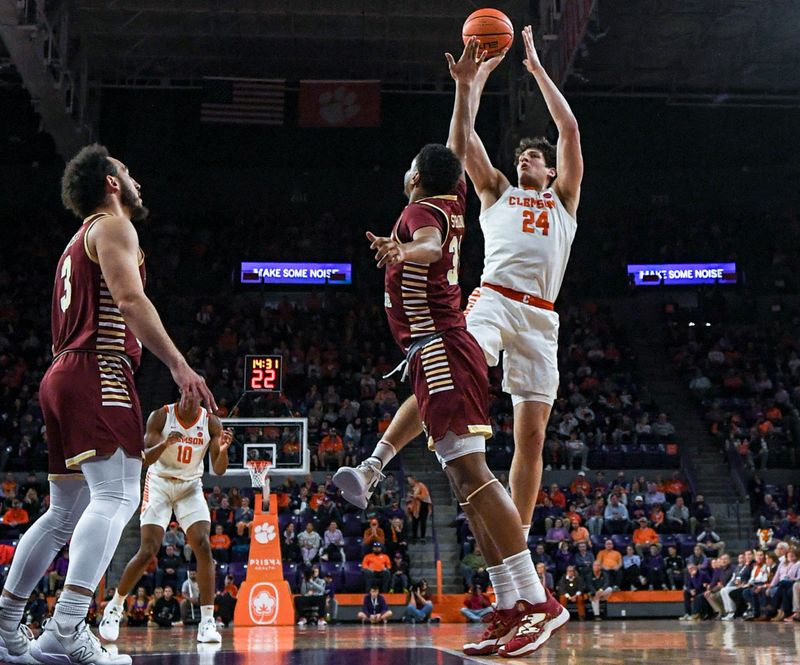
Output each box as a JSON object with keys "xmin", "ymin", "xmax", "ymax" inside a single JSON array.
[
  {"xmin": 462, "ymin": 606, "xmax": 523, "ymax": 656},
  {"xmin": 498, "ymin": 591, "xmax": 570, "ymax": 658}
]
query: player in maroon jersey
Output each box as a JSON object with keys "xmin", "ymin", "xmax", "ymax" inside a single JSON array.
[
  {"xmin": 335, "ymin": 38, "xmax": 566, "ymax": 658},
  {"xmin": 0, "ymin": 144, "xmax": 215, "ymax": 665}
]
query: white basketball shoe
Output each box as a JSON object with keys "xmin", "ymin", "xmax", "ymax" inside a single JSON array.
[
  {"xmin": 31, "ymin": 619, "xmax": 132, "ymax": 665},
  {"xmin": 0, "ymin": 623, "xmax": 38, "ymax": 664},
  {"xmin": 98, "ymin": 603, "xmax": 124, "ymax": 641},
  {"xmin": 197, "ymin": 617, "xmax": 222, "ymax": 644},
  {"xmin": 333, "ymin": 458, "xmax": 384, "ymax": 509}
]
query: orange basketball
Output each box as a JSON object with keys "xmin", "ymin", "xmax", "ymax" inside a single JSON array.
[{"xmin": 462, "ymin": 8, "xmax": 514, "ymax": 58}]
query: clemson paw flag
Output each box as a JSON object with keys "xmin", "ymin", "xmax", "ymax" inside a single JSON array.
[{"xmin": 298, "ymin": 80, "xmax": 381, "ymax": 128}]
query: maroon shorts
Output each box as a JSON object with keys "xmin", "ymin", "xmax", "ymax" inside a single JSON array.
[
  {"xmin": 408, "ymin": 327, "xmax": 492, "ymax": 448},
  {"xmin": 39, "ymin": 351, "xmax": 144, "ymax": 477}
]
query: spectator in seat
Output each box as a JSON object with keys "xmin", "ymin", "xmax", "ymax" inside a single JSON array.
[
  {"xmin": 383, "ymin": 499, "xmax": 406, "ymax": 524},
  {"xmin": 652, "ymin": 413, "xmax": 676, "ymax": 441},
  {"xmin": 322, "ymin": 520, "xmax": 345, "ymax": 562},
  {"xmin": 743, "ymin": 552, "xmax": 777, "ymax": 621},
  {"xmin": 536, "ymin": 562, "xmax": 554, "ymax": 593},
  {"xmin": 604, "ymin": 494, "xmax": 629, "ymax": 534},
  {"xmin": 385, "ymin": 517, "xmax": 408, "ymax": 559},
  {"xmin": 697, "ymin": 527, "xmax": 725, "ymax": 556},
  {"xmin": 565, "ymin": 432, "xmax": 589, "ymax": 471},
  {"xmin": 162, "ymin": 521, "xmax": 186, "ymax": 553},
  {"xmin": 282, "ymin": 523, "xmax": 300, "ymax": 562},
  {"xmin": 212, "ymin": 497, "xmax": 235, "ymax": 536},
  {"xmin": 404, "ymin": 580, "xmax": 435, "ymax": 624},
  {"xmin": 47, "ymin": 548, "xmax": 70, "ymax": 593},
  {"xmin": 544, "ymin": 436, "xmax": 565, "ymax": 470},
  {"xmin": 24, "ymin": 591, "xmax": 48, "ymax": 630},
  {"xmin": 689, "ymin": 496, "xmax": 714, "ymax": 535},
  {"xmin": 622, "ymin": 545, "xmax": 642, "ymax": 590},
  {"xmin": 719, "ymin": 552, "xmax": 753, "ymax": 620},
  {"xmin": 663, "ymin": 472, "xmax": 687, "ymax": 501},
  {"xmin": 548, "ymin": 483, "xmax": 567, "ymax": 510},
  {"xmin": 596, "ymin": 540, "xmax": 623, "ymax": 589},
  {"xmin": 766, "ymin": 547, "xmax": 800, "ymax": 621},
  {"xmin": 573, "ymin": 541, "xmax": 595, "ymax": 578},
  {"xmin": 363, "ymin": 518, "xmax": 386, "ymax": 548},
  {"xmin": 146, "ymin": 587, "xmax": 163, "ymax": 626},
  {"xmin": 157, "ymin": 544, "xmax": 187, "ymax": 590},
  {"xmin": 664, "ymin": 545, "xmax": 686, "ymax": 590},
  {"xmin": 569, "ymin": 517, "xmax": 590, "ymax": 547},
  {"xmin": 152, "ymin": 585, "xmax": 182, "ymax": 627},
  {"xmin": 295, "ymin": 565, "xmax": 327, "ymax": 626},
  {"xmin": 380, "ymin": 472, "xmax": 399, "ymax": 506},
  {"xmin": 644, "ymin": 482, "xmax": 666, "ymax": 507},
  {"xmin": 298, "ymin": 522, "xmax": 322, "ymax": 567},
  {"xmin": 584, "ymin": 498, "xmax": 605, "ymax": 536},
  {"xmin": 557, "ymin": 565, "xmax": 586, "ymax": 620},
  {"xmin": 127, "ymin": 587, "xmax": 150, "ymax": 628},
  {"xmin": 632, "ymin": 517, "xmax": 661, "ymax": 557},
  {"xmin": 358, "ymin": 584, "xmax": 392, "ymax": 624},
  {"xmin": 390, "ymin": 551, "xmax": 410, "ymax": 593},
  {"xmin": 553, "ymin": 540, "xmax": 573, "ymax": 577},
  {"xmin": 317, "ymin": 428, "xmax": 345, "ymax": 470},
  {"xmin": 461, "ymin": 585, "xmax": 493, "ymax": 622},
  {"xmin": 210, "ymin": 524, "xmax": 232, "ymax": 563},
  {"xmin": 1, "ymin": 499, "xmax": 29, "ymax": 536},
  {"xmin": 180, "ymin": 569, "xmax": 201, "ymax": 624},
  {"xmin": 323, "ymin": 571, "xmax": 338, "ymax": 623},
  {"xmin": 681, "ymin": 563, "xmax": 708, "ymax": 621},
  {"xmin": 642, "ymin": 544, "xmax": 666, "ymax": 590},
  {"xmin": 586, "ymin": 561, "xmax": 614, "ymax": 620},
  {"xmin": 686, "ymin": 544, "xmax": 709, "ymax": 571},
  {"xmin": 666, "ymin": 497, "xmax": 690, "ymax": 533},
  {"xmin": 570, "ymin": 471, "xmax": 592, "ymax": 497},
  {"xmin": 235, "ymin": 496, "xmax": 254, "ymax": 538},
  {"xmin": 546, "ymin": 518, "xmax": 570, "ymax": 548},
  {"xmin": 628, "ymin": 495, "xmax": 647, "ymax": 523},
  {"xmin": 532, "ymin": 543, "xmax": 553, "ymax": 571},
  {"xmin": 216, "ymin": 576, "xmax": 238, "ymax": 627},
  {"xmin": 1, "ymin": 472, "xmax": 17, "ymax": 499},
  {"xmin": 362, "ymin": 542, "xmax": 391, "ymax": 592},
  {"xmin": 460, "ymin": 547, "xmax": 488, "ymax": 591}
]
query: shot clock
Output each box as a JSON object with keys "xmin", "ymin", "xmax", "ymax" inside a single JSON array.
[{"xmin": 244, "ymin": 355, "xmax": 283, "ymax": 393}]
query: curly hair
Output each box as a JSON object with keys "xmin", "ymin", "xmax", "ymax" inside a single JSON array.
[
  {"xmin": 61, "ymin": 143, "xmax": 118, "ymax": 219},
  {"xmin": 415, "ymin": 143, "xmax": 462, "ymax": 195},
  {"xmin": 514, "ymin": 137, "xmax": 556, "ymax": 169}
]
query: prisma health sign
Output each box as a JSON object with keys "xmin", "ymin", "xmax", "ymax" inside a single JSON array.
[
  {"xmin": 627, "ymin": 262, "xmax": 737, "ymax": 286},
  {"xmin": 240, "ymin": 262, "xmax": 352, "ymax": 285}
]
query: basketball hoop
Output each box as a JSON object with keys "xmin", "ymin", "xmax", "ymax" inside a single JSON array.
[{"xmin": 246, "ymin": 460, "xmax": 271, "ymax": 512}]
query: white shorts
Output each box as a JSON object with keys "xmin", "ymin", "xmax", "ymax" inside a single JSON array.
[
  {"xmin": 140, "ymin": 470, "xmax": 210, "ymax": 531},
  {"xmin": 434, "ymin": 431, "xmax": 487, "ymax": 469},
  {"xmin": 466, "ymin": 286, "xmax": 559, "ymax": 405}
]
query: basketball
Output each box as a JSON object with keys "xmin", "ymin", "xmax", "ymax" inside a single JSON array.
[{"xmin": 462, "ymin": 8, "xmax": 514, "ymax": 58}]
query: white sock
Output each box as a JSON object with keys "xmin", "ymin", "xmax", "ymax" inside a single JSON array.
[
  {"xmin": 521, "ymin": 524, "xmax": 531, "ymax": 539},
  {"xmin": 487, "ymin": 564, "xmax": 517, "ymax": 610},
  {"xmin": 591, "ymin": 598, "xmax": 600, "ymax": 616},
  {"xmin": 504, "ymin": 550, "xmax": 546, "ymax": 605},
  {"xmin": 0, "ymin": 595, "xmax": 28, "ymax": 632},
  {"xmin": 53, "ymin": 589, "xmax": 92, "ymax": 633},
  {"xmin": 201, "ymin": 605, "xmax": 214, "ymax": 622},
  {"xmin": 109, "ymin": 591, "xmax": 126, "ymax": 609},
  {"xmin": 368, "ymin": 441, "xmax": 396, "ymax": 470}
]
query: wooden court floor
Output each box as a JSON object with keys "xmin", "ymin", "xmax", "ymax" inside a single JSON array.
[{"xmin": 102, "ymin": 620, "xmax": 800, "ymax": 664}]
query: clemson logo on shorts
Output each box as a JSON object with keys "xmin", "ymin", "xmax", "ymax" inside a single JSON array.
[
  {"xmin": 249, "ymin": 582, "xmax": 279, "ymax": 624},
  {"xmin": 253, "ymin": 523, "xmax": 276, "ymax": 544}
]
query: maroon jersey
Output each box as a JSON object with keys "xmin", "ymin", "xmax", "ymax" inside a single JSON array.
[
  {"xmin": 385, "ymin": 179, "xmax": 467, "ymax": 351},
  {"xmin": 51, "ymin": 212, "xmax": 146, "ymax": 371}
]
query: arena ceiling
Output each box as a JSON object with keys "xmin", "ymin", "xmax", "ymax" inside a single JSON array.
[{"xmin": 567, "ymin": 0, "xmax": 800, "ymax": 102}]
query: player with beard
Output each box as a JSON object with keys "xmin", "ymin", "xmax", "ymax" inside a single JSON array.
[{"xmin": 0, "ymin": 144, "xmax": 215, "ymax": 665}]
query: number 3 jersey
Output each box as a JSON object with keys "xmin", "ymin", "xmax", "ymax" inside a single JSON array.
[
  {"xmin": 479, "ymin": 186, "xmax": 576, "ymax": 303},
  {"xmin": 151, "ymin": 403, "xmax": 211, "ymax": 481},
  {"xmin": 51, "ymin": 212, "xmax": 146, "ymax": 371},
  {"xmin": 384, "ymin": 179, "xmax": 468, "ymax": 352}
]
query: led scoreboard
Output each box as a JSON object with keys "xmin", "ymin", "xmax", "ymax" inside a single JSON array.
[{"xmin": 244, "ymin": 355, "xmax": 283, "ymax": 393}]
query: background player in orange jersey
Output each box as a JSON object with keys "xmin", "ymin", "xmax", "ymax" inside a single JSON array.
[
  {"xmin": 100, "ymin": 395, "xmax": 232, "ymax": 644},
  {"xmin": 0, "ymin": 145, "xmax": 215, "ymax": 665}
]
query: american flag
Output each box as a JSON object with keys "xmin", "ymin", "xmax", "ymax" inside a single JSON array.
[{"xmin": 201, "ymin": 78, "xmax": 285, "ymax": 126}]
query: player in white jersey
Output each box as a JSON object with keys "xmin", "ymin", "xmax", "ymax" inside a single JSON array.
[
  {"xmin": 335, "ymin": 26, "xmax": 581, "ymax": 656},
  {"xmin": 99, "ymin": 395, "xmax": 232, "ymax": 644}
]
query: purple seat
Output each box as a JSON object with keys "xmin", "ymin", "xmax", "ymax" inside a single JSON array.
[
  {"xmin": 320, "ymin": 562, "xmax": 344, "ymax": 580},
  {"xmin": 342, "ymin": 515, "xmax": 364, "ymax": 537},
  {"xmin": 228, "ymin": 562, "xmax": 247, "ymax": 584},
  {"xmin": 590, "ymin": 535, "xmax": 605, "ymax": 551},
  {"xmin": 278, "ymin": 513, "xmax": 292, "ymax": 532},
  {"xmin": 611, "ymin": 535, "xmax": 631, "ymax": 550}
]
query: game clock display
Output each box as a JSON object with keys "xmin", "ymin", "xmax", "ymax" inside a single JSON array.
[{"xmin": 244, "ymin": 355, "xmax": 283, "ymax": 393}]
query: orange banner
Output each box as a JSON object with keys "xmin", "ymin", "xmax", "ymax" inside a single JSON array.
[{"xmin": 233, "ymin": 493, "xmax": 295, "ymax": 626}]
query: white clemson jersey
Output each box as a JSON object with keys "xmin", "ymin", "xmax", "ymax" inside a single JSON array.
[
  {"xmin": 479, "ymin": 185, "xmax": 577, "ymax": 304},
  {"xmin": 150, "ymin": 403, "xmax": 211, "ymax": 481}
]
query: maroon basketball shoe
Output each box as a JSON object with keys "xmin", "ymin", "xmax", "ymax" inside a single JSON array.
[
  {"xmin": 498, "ymin": 590, "xmax": 570, "ymax": 658},
  {"xmin": 462, "ymin": 605, "xmax": 524, "ymax": 656}
]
